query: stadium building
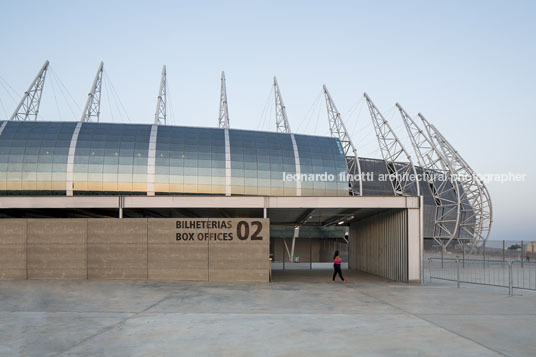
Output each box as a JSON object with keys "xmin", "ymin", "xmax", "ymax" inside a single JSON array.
[{"xmin": 0, "ymin": 62, "xmax": 492, "ymax": 283}]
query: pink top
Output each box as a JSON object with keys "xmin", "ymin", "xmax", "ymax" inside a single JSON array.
[{"xmin": 334, "ymin": 257, "xmax": 341, "ymax": 265}]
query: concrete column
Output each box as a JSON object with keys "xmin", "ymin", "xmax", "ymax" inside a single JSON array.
[
  {"xmin": 224, "ymin": 128, "xmax": 231, "ymax": 196},
  {"xmin": 290, "ymin": 134, "xmax": 301, "ymax": 196},
  {"xmin": 407, "ymin": 205, "xmax": 422, "ymax": 283},
  {"xmin": 66, "ymin": 122, "xmax": 82, "ymax": 196},
  {"xmin": 146, "ymin": 123, "xmax": 158, "ymax": 196}
]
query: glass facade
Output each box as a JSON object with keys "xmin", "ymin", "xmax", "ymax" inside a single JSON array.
[
  {"xmin": 295, "ymin": 134, "xmax": 349, "ymax": 196},
  {"xmin": 229, "ymin": 129, "xmax": 297, "ymax": 196},
  {"xmin": 73, "ymin": 123, "xmax": 151, "ymax": 194},
  {"xmin": 154, "ymin": 126, "xmax": 226, "ymax": 195},
  {"xmin": 0, "ymin": 121, "xmax": 349, "ymax": 197},
  {"xmin": 0, "ymin": 121, "xmax": 76, "ymax": 194},
  {"xmin": 358, "ymin": 157, "xmax": 393, "ymax": 196}
]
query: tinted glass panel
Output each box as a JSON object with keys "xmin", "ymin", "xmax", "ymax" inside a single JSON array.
[
  {"xmin": 0, "ymin": 122, "xmax": 350, "ymax": 197},
  {"xmin": 0, "ymin": 121, "xmax": 76, "ymax": 194}
]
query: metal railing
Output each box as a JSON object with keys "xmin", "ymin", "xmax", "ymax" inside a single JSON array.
[
  {"xmin": 427, "ymin": 257, "xmax": 536, "ymax": 296},
  {"xmin": 424, "ymin": 240, "xmax": 535, "ymax": 262}
]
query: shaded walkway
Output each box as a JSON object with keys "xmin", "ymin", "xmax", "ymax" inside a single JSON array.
[{"xmin": 271, "ymin": 268, "xmax": 393, "ymax": 284}]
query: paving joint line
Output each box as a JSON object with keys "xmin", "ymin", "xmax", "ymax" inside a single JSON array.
[
  {"xmin": 54, "ymin": 294, "xmax": 173, "ymax": 356},
  {"xmin": 358, "ymin": 289, "xmax": 510, "ymax": 357}
]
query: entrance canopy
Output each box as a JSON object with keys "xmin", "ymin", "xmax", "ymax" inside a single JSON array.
[
  {"xmin": 0, "ymin": 195, "xmax": 423, "ymax": 282},
  {"xmin": 0, "ymin": 195, "xmax": 419, "ymax": 223}
]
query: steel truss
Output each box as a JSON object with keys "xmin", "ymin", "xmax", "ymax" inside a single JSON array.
[
  {"xmin": 397, "ymin": 103, "xmax": 460, "ymax": 249},
  {"xmin": 80, "ymin": 62, "xmax": 104, "ymax": 122},
  {"xmin": 218, "ymin": 71, "xmax": 229, "ymax": 128},
  {"xmin": 154, "ymin": 65, "xmax": 167, "ymax": 125},
  {"xmin": 323, "ymin": 85, "xmax": 363, "ymax": 196},
  {"xmin": 364, "ymin": 93, "xmax": 420, "ymax": 196},
  {"xmin": 420, "ymin": 114, "xmax": 493, "ymax": 248},
  {"xmin": 10, "ymin": 60, "xmax": 49, "ymax": 121},
  {"xmin": 273, "ymin": 77, "xmax": 291, "ymax": 133}
]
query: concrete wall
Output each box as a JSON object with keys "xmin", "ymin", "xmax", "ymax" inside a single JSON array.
[
  {"xmin": 0, "ymin": 219, "xmax": 26, "ymax": 279},
  {"xmin": 88, "ymin": 219, "xmax": 148, "ymax": 279},
  {"xmin": 27, "ymin": 219, "xmax": 88, "ymax": 279},
  {"xmin": 0, "ymin": 218, "xmax": 269, "ymax": 282},
  {"xmin": 208, "ymin": 219, "xmax": 269, "ymax": 282},
  {"xmin": 349, "ymin": 207, "xmax": 422, "ymax": 283},
  {"xmin": 148, "ymin": 218, "xmax": 209, "ymax": 281}
]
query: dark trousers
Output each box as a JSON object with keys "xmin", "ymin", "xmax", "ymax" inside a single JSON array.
[{"xmin": 333, "ymin": 264, "xmax": 344, "ymax": 281}]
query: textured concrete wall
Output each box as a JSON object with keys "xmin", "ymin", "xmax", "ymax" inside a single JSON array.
[
  {"xmin": 208, "ymin": 219, "xmax": 269, "ymax": 282},
  {"xmin": 0, "ymin": 218, "xmax": 269, "ymax": 282},
  {"xmin": 0, "ymin": 219, "xmax": 27, "ymax": 279},
  {"xmin": 88, "ymin": 219, "xmax": 148, "ymax": 279},
  {"xmin": 27, "ymin": 219, "xmax": 87, "ymax": 279},
  {"xmin": 148, "ymin": 218, "xmax": 209, "ymax": 281}
]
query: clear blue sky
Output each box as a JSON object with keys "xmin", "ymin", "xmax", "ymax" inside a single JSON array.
[{"xmin": 0, "ymin": 0, "xmax": 534, "ymax": 241}]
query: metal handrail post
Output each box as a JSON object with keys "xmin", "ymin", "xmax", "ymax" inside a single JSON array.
[
  {"xmin": 429, "ymin": 258, "xmax": 432, "ymax": 283},
  {"xmin": 269, "ymin": 257, "xmax": 272, "ymax": 282},
  {"xmin": 521, "ymin": 240, "xmax": 524, "ymax": 268},
  {"xmin": 309, "ymin": 239, "xmax": 312, "ymax": 271},
  {"xmin": 483, "ymin": 242, "xmax": 486, "ymax": 269},
  {"xmin": 456, "ymin": 258, "xmax": 460, "ymax": 288},
  {"xmin": 283, "ymin": 241, "xmax": 286, "ymax": 271},
  {"xmin": 509, "ymin": 262, "xmax": 513, "ymax": 296}
]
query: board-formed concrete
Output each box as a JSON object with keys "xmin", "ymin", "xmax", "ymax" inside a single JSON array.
[
  {"xmin": 0, "ymin": 218, "xmax": 270, "ymax": 282},
  {"xmin": 147, "ymin": 218, "xmax": 209, "ymax": 281},
  {"xmin": 26, "ymin": 219, "xmax": 87, "ymax": 280},
  {"xmin": 88, "ymin": 218, "xmax": 148, "ymax": 279},
  {"xmin": 0, "ymin": 272, "xmax": 533, "ymax": 356},
  {"xmin": 208, "ymin": 218, "xmax": 269, "ymax": 282},
  {"xmin": 0, "ymin": 219, "xmax": 26, "ymax": 279}
]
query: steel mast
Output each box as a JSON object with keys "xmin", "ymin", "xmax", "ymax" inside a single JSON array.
[
  {"xmin": 218, "ymin": 71, "xmax": 230, "ymax": 128},
  {"xmin": 323, "ymin": 85, "xmax": 363, "ymax": 196},
  {"xmin": 420, "ymin": 114, "xmax": 493, "ymax": 248},
  {"xmin": 154, "ymin": 65, "xmax": 167, "ymax": 125},
  {"xmin": 364, "ymin": 93, "xmax": 420, "ymax": 196},
  {"xmin": 273, "ymin": 77, "xmax": 291, "ymax": 133},
  {"xmin": 397, "ymin": 103, "xmax": 460, "ymax": 249},
  {"xmin": 80, "ymin": 61, "xmax": 104, "ymax": 122},
  {"xmin": 9, "ymin": 60, "xmax": 49, "ymax": 121}
]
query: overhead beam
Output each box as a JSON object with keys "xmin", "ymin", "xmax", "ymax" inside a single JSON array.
[
  {"xmin": 323, "ymin": 209, "xmax": 358, "ymax": 227},
  {"xmin": 295, "ymin": 208, "xmax": 315, "ymax": 225},
  {"xmin": 0, "ymin": 195, "xmax": 420, "ymax": 210}
]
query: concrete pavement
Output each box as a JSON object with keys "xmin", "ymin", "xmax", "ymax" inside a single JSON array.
[{"xmin": 0, "ymin": 270, "xmax": 534, "ymax": 356}]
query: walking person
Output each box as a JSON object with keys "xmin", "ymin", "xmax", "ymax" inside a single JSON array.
[
  {"xmin": 526, "ymin": 251, "xmax": 531, "ymax": 262},
  {"xmin": 332, "ymin": 250, "xmax": 348, "ymax": 283}
]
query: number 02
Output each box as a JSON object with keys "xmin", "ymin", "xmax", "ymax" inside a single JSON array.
[{"xmin": 236, "ymin": 221, "xmax": 263, "ymax": 241}]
